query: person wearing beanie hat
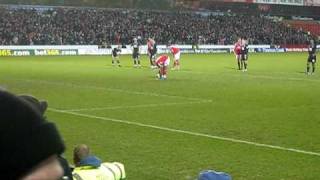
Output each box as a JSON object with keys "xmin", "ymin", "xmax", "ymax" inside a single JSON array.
[
  {"xmin": 18, "ymin": 94, "xmax": 48, "ymax": 116},
  {"xmin": 0, "ymin": 90, "xmax": 65, "ymax": 179},
  {"xmin": 18, "ymin": 94, "xmax": 73, "ymax": 180}
]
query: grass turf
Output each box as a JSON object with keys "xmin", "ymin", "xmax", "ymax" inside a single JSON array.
[{"xmin": 0, "ymin": 52, "xmax": 319, "ymax": 180}]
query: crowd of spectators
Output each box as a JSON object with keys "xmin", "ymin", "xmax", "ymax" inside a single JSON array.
[
  {"xmin": 0, "ymin": 6, "xmax": 309, "ymax": 46},
  {"xmin": 202, "ymin": 1, "xmax": 320, "ymax": 19}
]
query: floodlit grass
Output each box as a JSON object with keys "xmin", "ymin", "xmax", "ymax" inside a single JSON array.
[{"xmin": 1, "ymin": 52, "xmax": 319, "ymax": 180}]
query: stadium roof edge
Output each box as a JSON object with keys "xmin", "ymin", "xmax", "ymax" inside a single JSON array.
[{"xmin": 0, "ymin": 4, "xmax": 193, "ymax": 14}]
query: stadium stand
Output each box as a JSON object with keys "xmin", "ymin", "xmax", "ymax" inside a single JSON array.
[
  {"xmin": 0, "ymin": 0, "xmax": 173, "ymax": 9},
  {"xmin": 284, "ymin": 20, "xmax": 320, "ymax": 37},
  {"xmin": 0, "ymin": 6, "xmax": 310, "ymax": 46},
  {"xmin": 200, "ymin": 1, "xmax": 320, "ymax": 19}
]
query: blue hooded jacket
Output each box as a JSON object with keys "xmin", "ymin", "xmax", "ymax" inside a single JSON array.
[
  {"xmin": 79, "ymin": 155, "xmax": 102, "ymax": 168},
  {"xmin": 198, "ymin": 170, "xmax": 232, "ymax": 180}
]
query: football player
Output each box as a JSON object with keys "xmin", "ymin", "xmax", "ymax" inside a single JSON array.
[
  {"xmin": 147, "ymin": 38, "xmax": 157, "ymax": 68},
  {"xmin": 132, "ymin": 37, "xmax": 141, "ymax": 67},
  {"xmin": 112, "ymin": 46, "xmax": 122, "ymax": 67},
  {"xmin": 155, "ymin": 55, "xmax": 170, "ymax": 80},
  {"xmin": 306, "ymin": 34, "xmax": 317, "ymax": 75},
  {"xmin": 240, "ymin": 37, "xmax": 249, "ymax": 72},
  {"xmin": 234, "ymin": 38, "xmax": 242, "ymax": 70},
  {"xmin": 170, "ymin": 45, "xmax": 181, "ymax": 70}
]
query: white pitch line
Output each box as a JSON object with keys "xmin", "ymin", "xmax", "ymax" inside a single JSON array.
[
  {"xmin": 15, "ymin": 79, "xmax": 208, "ymax": 101},
  {"xmin": 233, "ymin": 74, "xmax": 320, "ymax": 82},
  {"xmin": 64, "ymin": 100, "xmax": 212, "ymax": 112},
  {"xmin": 177, "ymin": 70, "xmax": 320, "ymax": 82},
  {"xmin": 0, "ymin": 85, "xmax": 7, "ymax": 90},
  {"xmin": 49, "ymin": 108, "xmax": 320, "ymax": 157}
]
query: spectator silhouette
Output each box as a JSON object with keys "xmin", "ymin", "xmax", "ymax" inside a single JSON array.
[
  {"xmin": 19, "ymin": 94, "xmax": 73, "ymax": 180},
  {"xmin": 0, "ymin": 90, "xmax": 65, "ymax": 179}
]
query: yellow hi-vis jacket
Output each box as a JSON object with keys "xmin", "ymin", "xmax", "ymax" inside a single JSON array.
[{"xmin": 73, "ymin": 162, "xmax": 126, "ymax": 180}]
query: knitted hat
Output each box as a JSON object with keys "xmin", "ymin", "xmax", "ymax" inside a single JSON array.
[
  {"xmin": 18, "ymin": 94, "xmax": 48, "ymax": 116},
  {"xmin": 0, "ymin": 90, "xmax": 65, "ymax": 179}
]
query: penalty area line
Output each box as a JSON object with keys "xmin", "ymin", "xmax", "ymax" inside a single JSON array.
[
  {"xmin": 177, "ymin": 70, "xmax": 320, "ymax": 83},
  {"xmin": 49, "ymin": 108, "xmax": 320, "ymax": 157},
  {"xmin": 63, "ymin": 100, "xmax": 212, "ymax": 112},
  {"xmin": 14, "ymin": 78, "xmax": 208, "ymax": 101}
]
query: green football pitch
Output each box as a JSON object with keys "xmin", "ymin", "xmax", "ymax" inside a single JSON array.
[{"xmin": 1, "ymin": 53, "xmax": 319, "ymax": 180}]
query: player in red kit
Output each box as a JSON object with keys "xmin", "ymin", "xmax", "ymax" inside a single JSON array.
[
  {"xmin": 170, "ymin": 45, "xmax": 181, "ymax": 70},
  {"xmin": 155, "ymin": 55, "xmax": 170, "ymax": 80},
  {"xmin": 234, "ymin": 38, "xmax": 242, "ymax": 70}
]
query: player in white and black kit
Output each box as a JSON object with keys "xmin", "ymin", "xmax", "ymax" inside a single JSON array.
[
  {"xmin": 306, "ymin": 35, "xmax": 317, "ymax": 75},
  {"xmin": 240, "ymin": 37, "xmax": 249, "ymax": 72},
  {"xmin": 147, "ymin": 38, "xmax": 157, "ymax": 68},
  {"xmin": 132, "ymin": 37, "xmax": 141, "ymax": 68},
  {"xmin": 112, "ymin": 46, "xmax": 121, "ymax": 67}
]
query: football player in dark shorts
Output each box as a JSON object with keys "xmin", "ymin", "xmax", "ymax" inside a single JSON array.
[
  {"xmin": 112, "ymin": 46, "xmax": 121, "ymax": 67},
  {"xmin": 306, "ymin": 36, "xmax": 317, "ymax": 75},
  {"xmin": 150, "ymin": 43, "xmax": 157, "ymax": 67},
  {"xmin": 240, "ymin": 37, "xmax": 249, "ymax": 72},
  {"xmin": 147, "ymin": 38, "xmax": 157, "ymax": 68},
  {"xmin": 132, "ymin": 37, "xmax": 141, "ymax": 67}
]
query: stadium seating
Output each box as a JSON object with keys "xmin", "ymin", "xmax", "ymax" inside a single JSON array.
[
  {"xmin": 0, "ymin": 6, "xmax": 310, "ymax": 46},
  {"xmin": 285, "ymin": 20, "xmax": 320, "ymax": 37},
  {"xmin": 202, "ymin": 1, "xmax": 320, "ymax": 19}
]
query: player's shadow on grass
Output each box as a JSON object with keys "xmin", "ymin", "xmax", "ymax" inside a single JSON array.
[
  {"xmin": 105, "ymin": 64, "xmax": 148, "ymax": 69},
  {"xmin": 297, "ymin": 71, "xmax": 306, "ymax": 74},
  {"xmin": 225, "ymin": 67, "xmax": 237, "ymax": 70},
  {"xmin": 178, "ymin": 68, "xmax": 192, "ymax": 71}
]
